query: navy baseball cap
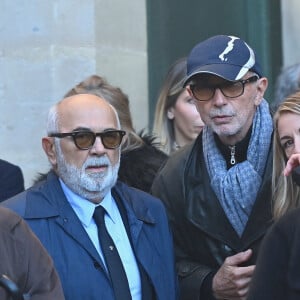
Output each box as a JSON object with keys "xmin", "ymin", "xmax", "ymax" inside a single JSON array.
[{"xmin": 184, "ymin": 35, "xmax": 263, "ymax": 86}]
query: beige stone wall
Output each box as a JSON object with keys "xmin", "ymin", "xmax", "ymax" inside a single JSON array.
[
  {"xmin": 2, "ymin": 0, "xmax": 299, "ymax": 189},
  {"xmin": 281, "ymin": 0, "xmax": 300, "ymax": 67},
  {"xmin": 0, "ymin": 0, "xmax": 148, "ymax": 187}
]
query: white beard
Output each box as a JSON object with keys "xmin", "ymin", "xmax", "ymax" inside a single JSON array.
[{"xmin": 55, "ymin": 141, "xmax": 120, "ymax": 202}]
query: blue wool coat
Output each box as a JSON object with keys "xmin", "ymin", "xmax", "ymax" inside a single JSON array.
[{"xmin": 2, "ymin": 172, "xmax": 178, "ymax": 300}]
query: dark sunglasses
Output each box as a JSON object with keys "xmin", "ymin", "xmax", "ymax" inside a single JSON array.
[
  {"xmin": 189, "ymin": 75, "xmax": 259, "ymax": 101},
  {"xmin": 49, "ymin": 130, "xmax": 126, "ymax": 150}
]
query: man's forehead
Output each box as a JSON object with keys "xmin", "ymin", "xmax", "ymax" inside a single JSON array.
[
  {"xmin": 57, "ymin": 95, "xmax": 118, "ymax": 129},
  {"xmin": 59, "ymin": 93, "xmax": 107, "ymax": 109}
]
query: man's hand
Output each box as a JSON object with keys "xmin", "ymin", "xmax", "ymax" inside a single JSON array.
[{"xmin": 212, "ymin": 249, "xmax": 255, "ymax": 300}]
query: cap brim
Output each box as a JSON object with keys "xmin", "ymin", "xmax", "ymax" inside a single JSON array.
[{"xmin": 183, "ymin": 64, "xmax": 249, "ymax": 86}]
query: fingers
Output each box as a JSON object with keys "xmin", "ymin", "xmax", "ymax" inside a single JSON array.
[
  {"xmin": 225, "ymin": 249, "xmax": 252, "ymax": 266},
  {"xmin": 284, "ymin": 154, "xmax": 300, "ymax": 176},
  {"xmin": 213, "ymin": 266, "xmax": 254, "ymax": 299},
  {"xmin": 212, "ymin": 250, "xmax": 255, "ymax": 299}
]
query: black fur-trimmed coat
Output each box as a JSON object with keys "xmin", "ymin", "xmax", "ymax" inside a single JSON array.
[{"xmin": 120, "ymin": 132, "xmax": 168, "ymax": 192}]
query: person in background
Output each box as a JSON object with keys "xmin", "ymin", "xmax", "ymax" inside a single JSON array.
[
  {"xmin": 0, "ymin": 159, "xmax": 24, "ymax": 202},
  {"xmin": 0, "ymin": 206, "xmax": 64, "ymax": 300},
  {"xmin": 3, "ymin": 94, "xmax": 178, "ymax": 300},
  {"xmin": 272, "ymin": 62, "xmax": 300, "ymax": 110},
  {"xmin": 247, "ymin": 92, "xmax": 300, "ymax": 299},
  {"xmin": 153, "ymin": 57, "xmax": 204, "ymax": 154},
  {"xmin": 151, "ymin": 35, "xmax": 273, "ymax": 300},
  {"xmin": 34, "ymin": 75, "xmax": 167, "ymax": 193}
]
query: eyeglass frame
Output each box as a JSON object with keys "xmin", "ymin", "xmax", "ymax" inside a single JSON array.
[
  {"xmin": 49, "ymin": 129, "xmax": 126, "ymax": 150},
  {"xmin": 188, "ymin": 75, "xmax": 259, "ymax": 102}
]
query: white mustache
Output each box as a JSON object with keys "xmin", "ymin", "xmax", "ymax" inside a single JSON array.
[
  {"xmin": 209, "ymin": 109, "xmax": 235, "ymax": 118},
  {"xmin": 83, "ymin": 156, "xmax": 111, "ymax": 168}
]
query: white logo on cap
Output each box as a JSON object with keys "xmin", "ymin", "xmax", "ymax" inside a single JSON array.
[{"xmin": 219, "ymin": 36, "xmax": 239, "ymax": 62}]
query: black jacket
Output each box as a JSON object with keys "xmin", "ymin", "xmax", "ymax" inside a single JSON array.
[{"xmin": 151, "ymin": 133, "xmax": 273, "ymax": 300}]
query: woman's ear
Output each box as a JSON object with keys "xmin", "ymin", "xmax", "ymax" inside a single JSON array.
[
  {"xmin": 42, "ymin": 137, "xmax": 57, "ymax": 167},
  {"xmin": 167, "ymin": 108, "xmax": 174, "ymax": 120}
]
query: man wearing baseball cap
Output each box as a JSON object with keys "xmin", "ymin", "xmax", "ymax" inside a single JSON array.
[{"xmin": 152, "ymin": 35, "xmax": 273, "ymax": 300}]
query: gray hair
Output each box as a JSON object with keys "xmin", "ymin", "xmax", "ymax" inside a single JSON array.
[{"xmin": 46, "ymin": 104, "xmax": 59, "ymax": 135}]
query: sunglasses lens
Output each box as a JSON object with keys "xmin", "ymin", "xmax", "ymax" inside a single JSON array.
[
  {"xmin": 102, "ymin": 131, "xmax": 123, "ymax": 149},
  {"xmin": 74, "ymin": 132, "xmax": 95, "ymax": 149}
]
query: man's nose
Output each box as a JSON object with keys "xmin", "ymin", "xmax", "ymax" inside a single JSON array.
[
  {"xmin": 211, "ymin": 88, "xmax": 227, "ymax": 106},
  {"xmin": 90, "ymin": 136, "xmax": 106, "ymax": 154}
]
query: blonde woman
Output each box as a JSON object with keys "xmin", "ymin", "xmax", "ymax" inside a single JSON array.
[
  {"xmin": 272, "ymin": 93, "xmax": 300, "ymax": 220},
  {"xmin": 248, "ymin": 92, "xmax": 300, "ymax": 299},
  {"xmin": 153, "ymin": 57, "xmax": 204, "ymax": 154}
]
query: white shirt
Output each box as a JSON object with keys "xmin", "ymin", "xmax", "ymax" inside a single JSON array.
[{"xmin": 59, "ymin": 179, "xmax": 141, "ymax": 300}]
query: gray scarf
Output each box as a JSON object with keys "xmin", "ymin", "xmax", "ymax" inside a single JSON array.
[{"xmin": 203, "ymin": 99, "xmax": 273, "ymax": 236}]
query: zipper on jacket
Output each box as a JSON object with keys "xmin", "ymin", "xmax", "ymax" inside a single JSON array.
[{"xmin": 229, "ymin": 145, "xmax": 236, "ymax": 165}]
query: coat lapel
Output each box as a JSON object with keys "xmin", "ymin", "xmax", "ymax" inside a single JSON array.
[
  {"xmin": 24, "ymin": 172, "xmax": 106, "ymax": 272},
  {"xmin": 112, "ymin": 183, "xmax": 162, "ymax": 281}
]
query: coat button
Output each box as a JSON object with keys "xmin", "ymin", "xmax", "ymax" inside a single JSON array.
[{"xmin": 93, "ymin": 261, "xmax": 101, "ymax": 269}]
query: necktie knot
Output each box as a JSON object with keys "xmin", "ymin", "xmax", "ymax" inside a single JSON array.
[{"xmin": 93, "ymin": 205, "xmax": 106, "ymax": 226}]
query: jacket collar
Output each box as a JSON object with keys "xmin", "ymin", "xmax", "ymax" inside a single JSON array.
[
  {"xmin": 23, "ymin": 171, "xmax": 159, "ymax": 273},
  {"xmin": 23, "ymin": 172, "xmax": 65, "ymax": 219},
  {"xmin": 23, "ymin": 171, "xmax": 156, "ymax": 226}
]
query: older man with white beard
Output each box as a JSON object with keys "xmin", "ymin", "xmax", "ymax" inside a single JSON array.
[{"xmin": 2, "ymin": 94, "xmax": 178, "ymax": 300}]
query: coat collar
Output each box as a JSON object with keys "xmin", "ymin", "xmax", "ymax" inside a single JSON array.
[
  {"xmin": 184, "ymin": 134, "xmax": 273, "ymax": 249},
  {"xmin": 22, "ymin": 171, "xmax": 159, "ymax": 273},
  {"xmin": 23, "ymin": 171, "xmax": 156, "ymax": 226}
]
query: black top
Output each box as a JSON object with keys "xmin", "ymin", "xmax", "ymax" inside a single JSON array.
[{"xmin": 248, "ymin": 207, "xmax": 300, "ymax": 300}]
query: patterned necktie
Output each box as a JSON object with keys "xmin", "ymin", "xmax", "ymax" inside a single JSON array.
[{"xmin": 93, "ymin": 205, "xmax": 132, "ymax": 300}]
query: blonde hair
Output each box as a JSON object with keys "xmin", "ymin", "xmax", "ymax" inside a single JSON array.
[
  {"xmin": 64, "ymin": 75, "xmax": 144, "ymax": 152},
  {"xmin": 153, "ymin": 57, "xmax": 188, "ymax": 154},
  {"xmin": 272, "ymin": 92, "xmax": 300, "ymax": 219}
]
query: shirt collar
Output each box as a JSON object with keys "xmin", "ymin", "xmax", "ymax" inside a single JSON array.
[{"xmin": 59, "ymin": 178, "xmax": 117, "ymax": 227}]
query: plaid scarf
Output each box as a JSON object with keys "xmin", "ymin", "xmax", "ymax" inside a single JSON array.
[{"xmin": 203, "ymin": 99, "xmax": 273, "ymax": 236}]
